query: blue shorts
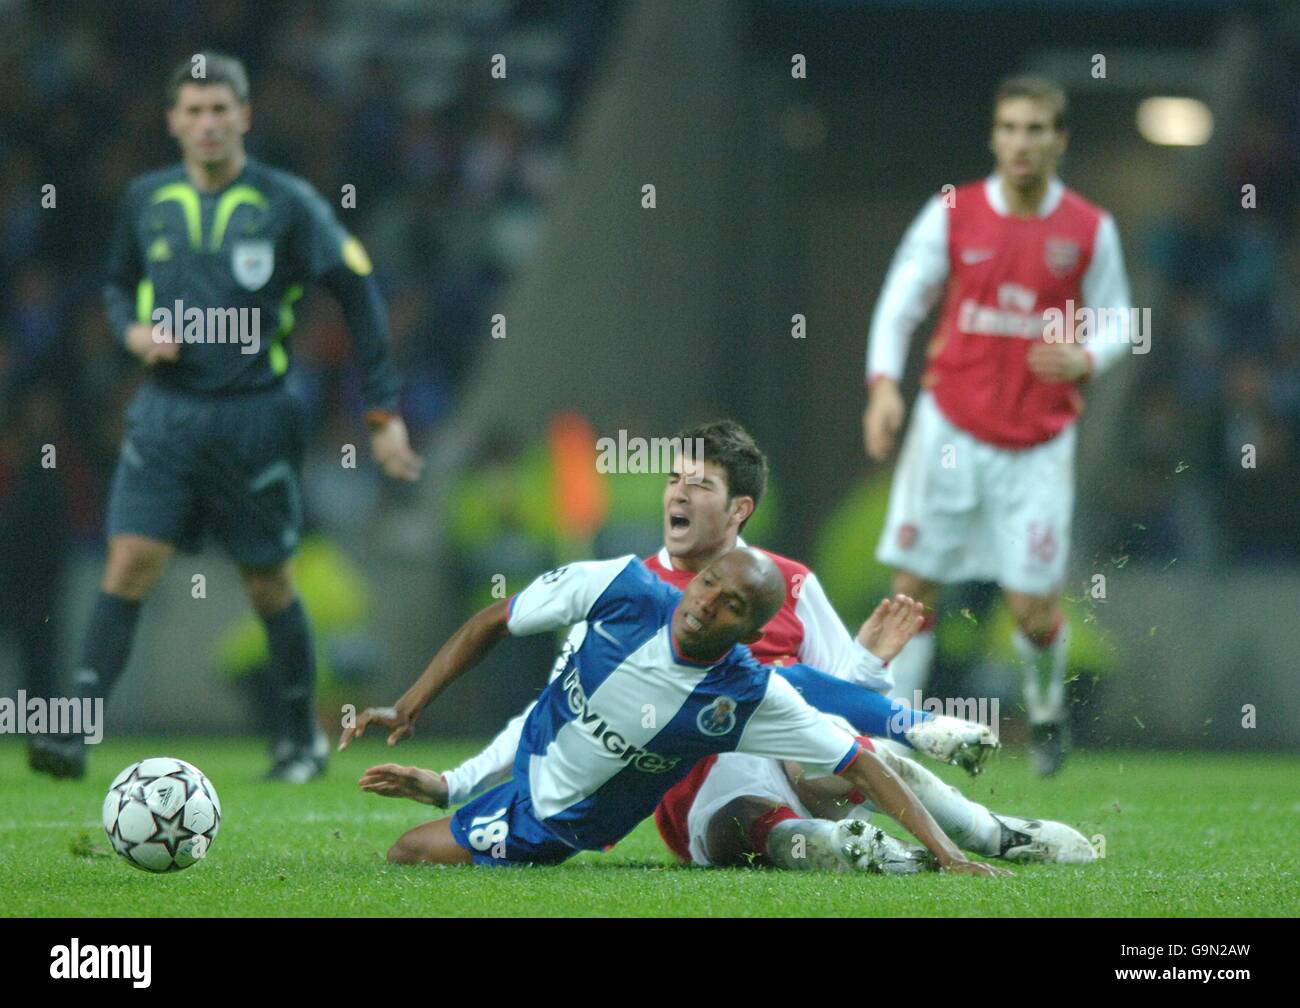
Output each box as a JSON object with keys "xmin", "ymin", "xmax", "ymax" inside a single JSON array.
[
  {"xmin": 449, "ymin": 779, "xmax": 577, "ymax": 867},
  {"xmin": 106, "ymin": 382, "xmax": 306, "ymax": 567}
]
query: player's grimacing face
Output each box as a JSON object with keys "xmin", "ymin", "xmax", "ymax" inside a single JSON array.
[
  {"xmin": 990, "ymin": 96, "xmax": 1066, "ymax": 188},
  {"xmin": 672, "ymin": 556, "xmax": 762, "ymax": 659},
  {"xmin": 167, "ymin": 83, "xmax": 250, "ymax": 167},
  {"xmin": 663, "ymin": 457, "xmax": 749, "ymax": 567}
]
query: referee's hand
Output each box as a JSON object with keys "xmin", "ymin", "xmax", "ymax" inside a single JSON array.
[
  {"xmin": 369, "ymin": 416, "xmax": 424, "ymax": 482},
  {"xmin": 126, "ymin": 323, "xmax": 181, "ymax": 366}
]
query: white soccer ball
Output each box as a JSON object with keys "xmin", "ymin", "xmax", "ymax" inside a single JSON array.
[{"xmin": 102, "ymin": 757, "xmax": 221, "ymax": 873}]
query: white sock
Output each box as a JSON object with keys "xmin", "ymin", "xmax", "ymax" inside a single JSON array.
[
  {"xmin": 1013, "ymin": 619, "xmax": 1070, "ymax": 725},
  {"xmin": 888, "ymin": 629, "xmax": 935, "ymax": 703},
  {"xmin": 858, "ymin": 741, "xmax": 1002, "ymax": 856},
  {"xmin": 766, "ymin": 818, "xmax": 845, "ymax": 871}
]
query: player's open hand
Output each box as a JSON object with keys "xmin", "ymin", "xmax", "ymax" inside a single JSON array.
[
  {"xmin": 125, "ymin": 323, "xmax": 181, "ymax": 366},
  {"xmin": 1027, "ymin": 341, "xmax": 1090, "ymax": 383},
  {"xmin": 338, "ymin": 705, "xmax": 414, "ymax": 751},
  {"xmin": 864, "ymin": 377, "xmax": 905, "ymax": 462},
  {"xmin": 941, "ymin": 857, "xmax": 1012, "ymax": 877},
  {"xmin": 370, "ymin": 416, "xmax": 424, "ymax": 482},
  {"xmin": 857, "ymin": 593, "xmax": 925, "ymax": 664},
  {"xmin": 358, "ymin": 763, "xmax": 449, "ymax": 807}
]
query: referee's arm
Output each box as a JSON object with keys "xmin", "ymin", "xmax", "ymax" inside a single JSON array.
[
  {"xmin": 295, "ymin": 185, "xmax": 422, "ymax": 480},
  {"xmin": 102, "ymin": 185, "xmax": 175, "ymax": 365}
]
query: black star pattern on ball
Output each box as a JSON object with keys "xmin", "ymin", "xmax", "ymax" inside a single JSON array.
[
  {"xmin": 114, "ymin": 764, "xmax": 147, "ymax": 796},
  {"xmin": 146, "ymin": 807, "xmax": 193, "ymax": 859},
  {"xmin": 108, "ymin": 821, "xmax": 135, "ymax": 860}
]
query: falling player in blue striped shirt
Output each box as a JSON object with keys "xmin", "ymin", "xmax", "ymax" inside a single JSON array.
[{"xmin": 339, "ymin": 547, "xmax": 1008, "ymax": 874}]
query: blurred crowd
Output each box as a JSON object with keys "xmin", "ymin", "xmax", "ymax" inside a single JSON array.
[
  {"xmin": 1108, "ymin": 14, "xmax": 1300, "ymax": 565},
  {"xmin": 0, "ymin": 0, "xmax": 613, "ymax": 548}
]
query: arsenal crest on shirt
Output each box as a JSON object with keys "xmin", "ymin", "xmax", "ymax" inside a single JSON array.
[{"xmin": 1044, "ymin": 237, "xmax": 1080, "ymax": 278}]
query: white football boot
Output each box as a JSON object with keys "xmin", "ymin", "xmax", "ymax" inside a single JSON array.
[
  {"xmin": 842, "ymin": 819, "xmax": 935, "ymax": 875},
  {"xmin": 994, "ymin": 815, "xmax": 1097, "ymax": 865},
  {"xmin": 767, "ymin": 818, "xmax": 931, "ymax": 873},
  {"xmin": 904, "ymin": 714, "xmax": 1000, "ymax": 776}
]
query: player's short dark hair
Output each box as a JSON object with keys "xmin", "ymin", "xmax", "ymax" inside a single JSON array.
[
  {"xmin": 994, "ymin": 74, "xmax": 1067, "ymax": 131},
  {"xmin": 166, "ymin": 51, "xmax": 250, "ymax": 107},
  {"xmin": 674, "ymin": 419, "xmax": 769, "ymax": 532}
]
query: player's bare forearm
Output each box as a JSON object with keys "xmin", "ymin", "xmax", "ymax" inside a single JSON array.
[
  {"xmin": 842, "ymin": 749, "xmax": 965, "ymax": 867},
  {"xmin": 398, "ymin": 600, "xmax": 511, "ymax": 718},
  {"xmin": 338, "ymin": 600, "xmax": 510, "ymax": 750}
]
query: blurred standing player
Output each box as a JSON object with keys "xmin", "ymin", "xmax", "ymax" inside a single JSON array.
[
  {"xmin": 862, "ymin": 76, "xmax": 1134, "ymax": 774},
  {"xmin": 29, "ymin": 52, "xmax": 422, "ymax": 782}
]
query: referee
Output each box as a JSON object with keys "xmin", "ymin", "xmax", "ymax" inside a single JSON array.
[{"xmin": 30, "ymin": 52, "xmax": 423, "ymax": 781}]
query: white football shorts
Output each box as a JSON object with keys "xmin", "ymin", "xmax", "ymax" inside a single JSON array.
[
  {"xmin": 686, "ymin": 752, "xmax": 812, "ymax": 867},
  {"xmin": 875, "ymin": 391, "xmax": 1075, "ymax": 596}
]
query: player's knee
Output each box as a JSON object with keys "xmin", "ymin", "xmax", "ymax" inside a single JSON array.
[
  {"xmin": 1006, "ymin": 592, "xmax": 1059, "ymax": 640},
  {"xmin": 102, "ymin": 538, "xmax": 170, "ymax": 599},
  {"xmin": 705, "ymin": 796, "xmax": 771, "ymax": 866},
  {"xmin": 386, "ymin": 836, "xmax": 425, "ymax": 865}
]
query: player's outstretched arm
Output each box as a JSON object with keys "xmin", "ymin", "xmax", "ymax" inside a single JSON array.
[
  {"xmin": 338, "ymin": 599, "xmax": 510, "ymax": 751},
  {"xmin": 840, "ymin": 748, "xmax": 1010, "ymax": 877}
]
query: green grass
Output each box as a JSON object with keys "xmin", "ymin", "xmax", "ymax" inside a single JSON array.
[{"xmin": 1, "ymin": 740, "xmax": 1294, "ymax": 916}]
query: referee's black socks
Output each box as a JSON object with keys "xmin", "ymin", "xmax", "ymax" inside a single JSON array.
[
  {"xmin": 262, "ymin": 597, "xmax": 318, "ymax": 746},
  {"xmin": 72, "ymin": 591, "xmax": 143, "ymax": 720}
]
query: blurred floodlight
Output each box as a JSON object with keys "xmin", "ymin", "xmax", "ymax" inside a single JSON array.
[{"xmin": 1136, "ymin": 97, "xmax": 1213, "ymax": 146}]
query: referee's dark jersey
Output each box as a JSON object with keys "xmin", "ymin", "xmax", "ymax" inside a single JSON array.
[{"xmin": 103, "ymin": 157, "xmax": 400, "ymax": 411}]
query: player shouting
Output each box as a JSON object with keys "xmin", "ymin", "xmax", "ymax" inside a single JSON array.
[
  {"xmin": 427, "ymin": 423, "xmax": 993, "ymax": 801},
  {"xmin": 351, "ymin": 421, "xmax": 1091, "ymax": 867},
  {"xmin": 30, "ymin": 52, "xmax": 422, "ymax": 782},
  {"xmin": 862, "ymin": 75, "xmax": 1135, "ymax": 774},
  {"xmin": 342, "ymin": 547, "xmax": 1008, "ymax": 875}
]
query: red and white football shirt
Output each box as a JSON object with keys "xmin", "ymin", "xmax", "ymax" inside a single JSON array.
[{"xmin": 867, "ymin": 175, "xmax": 1133, "ymax": 449}]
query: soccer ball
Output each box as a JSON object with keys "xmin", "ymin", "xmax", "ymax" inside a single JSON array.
[{"xmin": 102, "ymin": 757, "xmax": 221, "ymax": 873}]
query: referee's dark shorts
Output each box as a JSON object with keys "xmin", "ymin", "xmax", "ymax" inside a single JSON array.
[{"xmin": 106, "ymin": 380, "xmax": 307, "ymax": 567}]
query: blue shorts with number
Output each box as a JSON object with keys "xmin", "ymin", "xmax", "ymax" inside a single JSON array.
[
  {"xmin": 106, "ymin": 381, "xmax": 306, "ymax": 567},
  {"xmin": 449, "ymin": 779, "xmax": 576, "ymax": 867}
]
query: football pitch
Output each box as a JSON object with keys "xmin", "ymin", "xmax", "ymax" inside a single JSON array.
[{"xmin": 2, "ymin": 740, "xmax": 1294, "ymax": 918}]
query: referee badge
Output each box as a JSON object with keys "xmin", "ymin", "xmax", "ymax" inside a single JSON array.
[{"xmin": 232, "ymin": 239, "xmax": 274, "ymax": 291}]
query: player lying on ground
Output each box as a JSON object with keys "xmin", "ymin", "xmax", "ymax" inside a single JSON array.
[
  {"xmin": 401, "ymin": 422, "xmax": 996, "ymax": 815},
  {"xmin": 340, "ymin": 547, "xmax": 1008, "ymax": 875},
  {"xmin": 356, "ymin": 421, "xmax": 1034, "ymax": 868},
  {"xmin": 360, "ymin": 593, "xmax": 1094, "ymax": 869}
]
